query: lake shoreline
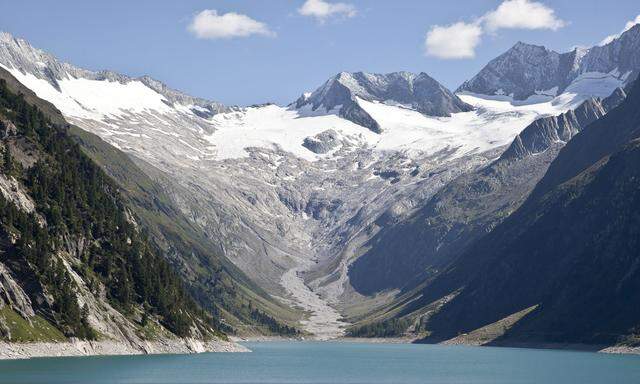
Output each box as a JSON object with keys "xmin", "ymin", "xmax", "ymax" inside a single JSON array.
[
  {"xmin": 434, "ymin": 337, "xmax": 640, "ymax": 355},
  {"xmin": 237, "ymin": 335, "xmax": 640, "ymax": 355},
  {"xmin": 0, "ymin": 338, "xmax": 250, "ymax": 360},
  {"xmin": 2, "ymin": 339, "xmax": 639, "ymax": 384},
  {"xmin": 3, "ymin": 336, "xmax": 638, "ymax": 360}
]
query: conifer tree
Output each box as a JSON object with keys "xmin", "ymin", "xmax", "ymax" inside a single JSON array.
[{"xmin": 3, "ymin": 145, "xmax": 12, "ymax": 175}]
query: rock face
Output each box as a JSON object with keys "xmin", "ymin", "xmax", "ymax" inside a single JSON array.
[
  {"xmin": 0, "ymin": 263, "xmax": 35, "ymax": 319},
  {"xmin": 296, "ymin": 71, "xmax": 472, "ymax": 132},
  {"xmin": 302, "ymin": 130, "xmax": 340, "ymax": 154},
  {"xmin": 0, "ymin": 117, "xmax": 17, "ymax": 138},
  {"xmin": 0, "ymin": 173, "xmax": 39, "ymax": 216},
  {"xmin": 499, "ymin": 95, "xmax": 616, "ymax": 161},
  {"xmin": 458, "ymin": 42, "xmax": 569, "ymax": 100},
  {"xmin": 457, "ymin": 24, "xmax": 640, "ymax": 100}
]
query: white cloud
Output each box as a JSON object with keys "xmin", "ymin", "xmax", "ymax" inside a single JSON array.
[
  {"xmin": 298, "ymin": 0, "xmax": 357, "ymax": 23},
  {"xmin": 425, "ymin": 22, "xmax": 483, "ymax": 59},
  {"xmin": 188, "ymin": 9, "xmax": 275, "ymax": 39},
  {"xmin": 599, "ymin": 14, "xmax": 640, "ymax": 46},
  {"xmin": 425, "ymin": 0, "xmax": 565, "ymax": 60},
  {"xmin": 483, "ymin": 0, "xmax": 566, "ymax": 31}
]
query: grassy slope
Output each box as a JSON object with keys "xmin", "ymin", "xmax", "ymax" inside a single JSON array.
[{"xmin": 0, "ymin": 306, "xmax": 66, "ymax": 342}]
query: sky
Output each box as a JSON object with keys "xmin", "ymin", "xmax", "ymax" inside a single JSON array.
[{"xmin": 1, "ymin": 1, "xmax": 639, "ymax": 106}]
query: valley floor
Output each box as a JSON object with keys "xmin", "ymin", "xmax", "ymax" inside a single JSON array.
[{"xmin": 280, "ymin": 267, "xmax": 348, "ymax": 340}]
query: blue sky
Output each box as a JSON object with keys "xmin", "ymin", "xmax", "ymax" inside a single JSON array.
[{"xmin": 1, "ymin": 1, "xmax": 639, "ymax": 106}]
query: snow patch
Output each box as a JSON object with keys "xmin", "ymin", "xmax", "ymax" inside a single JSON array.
[{"xmin": 564, "ymin": 70, "xmax": 627, "ymax": 99}]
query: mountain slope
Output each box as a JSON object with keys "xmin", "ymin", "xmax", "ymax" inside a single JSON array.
[
  {"xmin": 344, "ymin": 25, "xmax": 640, "ymax": 336},
  {"xmin": 0, "ymin": 74, "xmax": 234, "ymax": 354},
  {"xmin": 418, "ymin": 80, "xmax": 640, "ymax": 346},
  {"xmin": 68, "ymin": 126, "xmax": 300, "ymax": 336},
  {"xmin": 346, "ymin": 93, "xmax": 617, "ymax": 297},
  {"xmin": 0, "ymin": 32, "xmax": 227, "ymax": 119},
  {"xmin": 500, "ymin": 94, "xmax": 613, "ymax": 161}
]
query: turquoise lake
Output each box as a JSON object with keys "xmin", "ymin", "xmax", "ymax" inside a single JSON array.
[{"xmin": 0, "ymin": 341, "xmax": 639, "ymax": 383}]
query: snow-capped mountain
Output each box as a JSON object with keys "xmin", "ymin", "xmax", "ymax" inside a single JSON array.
[
  {"xmin": 295, "ymin": 71, "xmax": 472, "ymax": 132},
  {"xmin": 345, "ymin": 25, "xmax": 639, "ymax": 333},
  {"xmin": 0, "ymin": 32, "xmax": 227, "ymax": 118},
  {"xmin": 0, "ymin": 27, "xmax": 633, "ymax": 340},
  {"xmin": 458, "ymin": 24, "xmax": 640, "ymax": 101},
  {"xmin": 0, "ymin": 31, "xmax": 235, "ymax": 170}
]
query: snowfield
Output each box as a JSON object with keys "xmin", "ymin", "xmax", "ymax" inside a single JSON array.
[
  {"xmin": 199, "ymin": 91, "xmax": 584, "ymax": 163},
  {"xmin": 0, "ymin": 63, "xmax": 173, "ymax": 120},
  {"xmin": 2, "ymin": 59, "xmax": 624, "ymax": 166},
  {"xmin": 204, "ymin": 104, "xmax": 376, "ymax": 161}
]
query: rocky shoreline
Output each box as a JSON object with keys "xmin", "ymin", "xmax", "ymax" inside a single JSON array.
[
  {"xmin": 3, "ymin": 335, "xmax": 638, "ymax": 360},
  {"xmin": 0, "ymin": 338, "xmax": 250, "ymax": 360}
]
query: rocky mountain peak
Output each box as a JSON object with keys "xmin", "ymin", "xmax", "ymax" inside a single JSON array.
[
  {"xmin": 296, "ymin": 70, "xmax": 472, "ymax": 133},
  {"xmin": 510, "ymin": 41, "xmax": 554, "ymax": 55},
  {"xmin": 457, "ymin": 41, "xmax": 562, "ymax": 99},
  {"xmin": 458, "ymin": 24, "xmax": 640, "ymax": 101}
]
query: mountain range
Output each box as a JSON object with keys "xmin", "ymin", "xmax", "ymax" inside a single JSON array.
[{"xmin": 0, "ymin": 20, "xmax": 639, "ymax": 354}]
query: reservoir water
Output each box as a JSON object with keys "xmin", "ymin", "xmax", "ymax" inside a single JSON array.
[{"xmin": 0, "ymin": 341, "xmax": 639, "ymax": 384}]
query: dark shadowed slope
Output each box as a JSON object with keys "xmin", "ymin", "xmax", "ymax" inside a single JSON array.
[
  {"xmin": 347, "ymin": 91, "xmax": 623, "ymax": 297},
  {"xmin": 419, "ymin": 80, "xmax": 640, "ymax": 346}
]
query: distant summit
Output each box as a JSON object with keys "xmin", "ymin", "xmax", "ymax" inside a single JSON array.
[
  {"xmin": 296, "ymin": 71, "xmax": 471, "ymax": 133},
  {"xmin": 458, "ymin": 24, "xmax": 640, "ymax": 100}
]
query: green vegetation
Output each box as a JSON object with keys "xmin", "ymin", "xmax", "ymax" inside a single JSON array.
[
  {"xmin": 0, "ymin": 306, "xmax": 66, "ymax": 342},
  {"xmin": 247, "ymin": 305, "xmax": 299, "ymax": 336},
  {"xmin": 347, "ymin": 318, "xmax": 412, "ymax": 338},
  {"xmin": 137, "ymin": 315, "xmax": 169, "ymax": 340},
  {"xmin": 2, "ymin": 145, "xmax": 12, "ymax": 174},
  {"xmin": 0, "ymin": 78, "xmax": 223, "ymax": 340}
]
